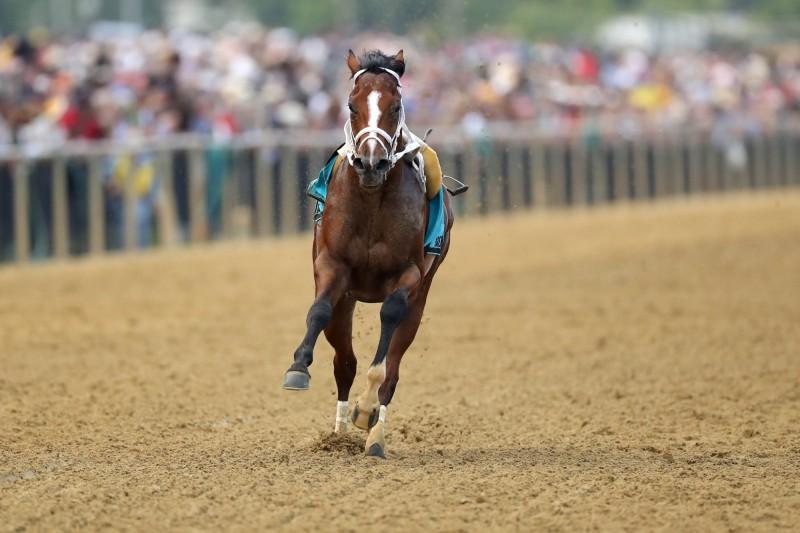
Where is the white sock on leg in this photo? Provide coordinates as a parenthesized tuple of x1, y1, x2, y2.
(335, 400, 349, 432)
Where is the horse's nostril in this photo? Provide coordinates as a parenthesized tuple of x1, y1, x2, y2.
(353, 158, 365, 171)
(375, 159, 390, 173)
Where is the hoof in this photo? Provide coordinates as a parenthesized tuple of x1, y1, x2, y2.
(366, 442, 385, 459)
(351, 403, 379, 430)
(282, 370, 310, 391)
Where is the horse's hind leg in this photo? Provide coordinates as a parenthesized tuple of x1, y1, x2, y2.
(282, 253, 348, 391)
(324, 296, 357, 432)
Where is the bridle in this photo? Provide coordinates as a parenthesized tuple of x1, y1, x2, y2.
(343, 67, 420, 170)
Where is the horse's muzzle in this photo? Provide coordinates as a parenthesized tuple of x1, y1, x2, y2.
(353, 156, 390, 189)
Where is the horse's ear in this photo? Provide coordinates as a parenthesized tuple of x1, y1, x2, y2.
(392, 49, 406, 77)
(346, 49, 360, 76)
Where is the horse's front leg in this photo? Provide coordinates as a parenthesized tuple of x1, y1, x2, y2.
(352, 265, 422, 453)
(282, 253, 348, 391)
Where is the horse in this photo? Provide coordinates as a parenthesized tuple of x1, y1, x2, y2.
(281, 49, 455, 458)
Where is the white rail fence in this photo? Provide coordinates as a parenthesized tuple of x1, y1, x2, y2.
(1, 125, 798, 264)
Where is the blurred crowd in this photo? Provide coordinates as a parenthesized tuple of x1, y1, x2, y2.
(1, 26, 799, 149)
(1, 26, 799, 262)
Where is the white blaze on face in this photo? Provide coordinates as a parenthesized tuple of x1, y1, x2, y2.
(366, 90, 382, 160)
(367, 90, 382, 128)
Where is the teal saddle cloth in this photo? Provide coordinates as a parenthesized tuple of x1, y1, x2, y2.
(307, 151, 446, 255)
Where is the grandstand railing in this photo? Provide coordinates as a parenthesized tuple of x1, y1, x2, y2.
(1, 123, 799, 264)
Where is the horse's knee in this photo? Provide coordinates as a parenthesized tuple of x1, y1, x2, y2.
(307, 298, 333, 330)
(380, 290, 408, 327)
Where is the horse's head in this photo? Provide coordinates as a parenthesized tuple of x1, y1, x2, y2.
(345, 49, 406, 190)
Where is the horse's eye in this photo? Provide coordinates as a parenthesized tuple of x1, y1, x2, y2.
(348, 103, 356, 114)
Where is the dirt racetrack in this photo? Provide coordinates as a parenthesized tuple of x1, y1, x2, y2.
(2, 192, 800, 532)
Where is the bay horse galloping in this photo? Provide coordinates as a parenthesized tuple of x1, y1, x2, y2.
(282, 49, 457, 458)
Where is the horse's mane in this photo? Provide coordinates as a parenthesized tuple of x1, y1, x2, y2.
(356, 50, 405, 78)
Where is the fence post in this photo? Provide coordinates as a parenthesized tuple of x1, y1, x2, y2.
(744, 139, 755, 189)
(542, 144, 553, 207)
(571, 142, 588, 206)
(479, 145, 498, 214)
(769, 133, 782, 187)
(563, 144, 573, 206)
(532, 142, 547, 208)
(546, 143, 565, 207)
(88, 156, 105, 255)
(451, 149, 467, 215)
(272, 153, 284, 234)
(520, 145, 533, 208)
(124, 153, 138, 251)
(653, 140, 670, 198)
(777, 132, 787, 187)
(719, 144, 731, 191)
(52, 157, 69, 259)
(754, 136, 768, 189)
(498, 145, 511, 212)
(672, 138, 686, 195)
(605, 144, 617, 202)
(477, 148, 489, 215)
(255, 147, 275, 236)
(787, 131, 798, 186)
(716, 144, 726, 191)
(279, 146, 299, 232)
(13, 160, 29, 263)
(156, 149, 178, 247)
(220, 147, 237, 239)
(296, 149, 313, 232)
(733, 141, 747, 191)
(612, 142, 628, 202)
(632, 141, 648, 200)
(688, 133, 703, 195)
(708, 140, 719, 192)
(589, 144, 607, 205)
(189, 147, 207, 243)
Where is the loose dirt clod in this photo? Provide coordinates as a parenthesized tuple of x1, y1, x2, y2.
(308, 432, 366, 455)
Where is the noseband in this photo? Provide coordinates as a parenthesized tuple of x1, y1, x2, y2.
(343, 67, 420, 170)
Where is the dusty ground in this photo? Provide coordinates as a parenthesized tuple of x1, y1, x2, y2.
(2, 192, 800, 532)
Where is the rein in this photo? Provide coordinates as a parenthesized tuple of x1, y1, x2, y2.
(343, 67, 421, 170)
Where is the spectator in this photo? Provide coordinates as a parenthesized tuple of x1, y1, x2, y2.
(0, 28, 796, 148)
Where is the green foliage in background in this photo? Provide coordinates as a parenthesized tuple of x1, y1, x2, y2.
(1, 0, 798, 38)
(236, 0, 800, 39)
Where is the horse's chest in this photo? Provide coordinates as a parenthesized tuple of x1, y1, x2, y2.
(324, 176, 425, 295)
(335, 198, 422, 255)
(344, 232, 409, 270)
